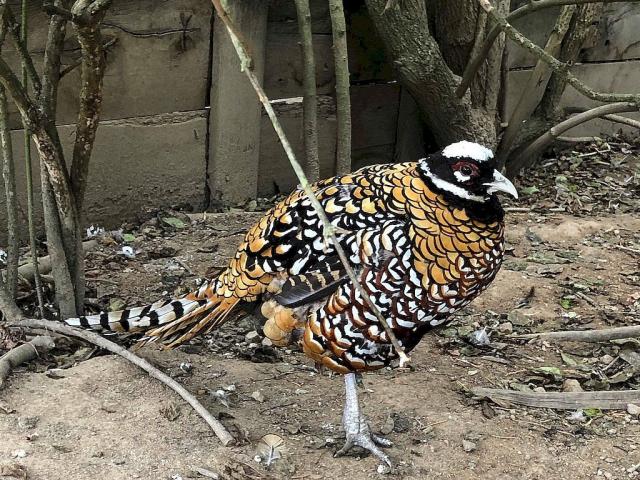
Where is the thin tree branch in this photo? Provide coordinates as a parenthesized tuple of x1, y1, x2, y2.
(70, 22, 107, 209)
(328, 0, 352, 176)
(0, 86, 18, 299)
(0, 56, 37, 129)
(476, 0, 640, 104)
(41, 1, 70, 119)
(457, 0, 640, 99)
(515, 102, 638, 169)
(602, 113, 640, 130)
(294, 0, 320, 183)
(495, 5, 576, 168)
(0, 336, 55, 389)
(0, 18, 17, 299)
(1, 6, 42, 97)
(20, 0, 45, 317)
(0, 288, 234, 446)
(210, 0, 410, 367)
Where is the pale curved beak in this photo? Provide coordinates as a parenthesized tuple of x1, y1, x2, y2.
(484, 170, 518, 199)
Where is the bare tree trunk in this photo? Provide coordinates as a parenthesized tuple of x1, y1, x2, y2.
(328, 0, 352, 175)
(0, 85, 18, 298)
(365, 0, 498, 148)
(294, 0, 320, 182)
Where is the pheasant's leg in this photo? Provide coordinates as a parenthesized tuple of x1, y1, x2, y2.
(335, 373, 392, 468)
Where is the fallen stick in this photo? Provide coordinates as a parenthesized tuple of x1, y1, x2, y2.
(6, 317, 235, 446)
(472, 387, 640, 410)
(0, 336, 55, 389)
(512, 325, 640, 343)
(16, 240, 98, 282)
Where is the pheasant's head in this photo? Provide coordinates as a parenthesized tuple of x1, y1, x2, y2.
(418, 141, 518, 203)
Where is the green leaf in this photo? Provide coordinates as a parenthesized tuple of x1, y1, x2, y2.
(561, 352, 578, 366)
(583, 408, 602, 418)
(520, 186, 540, 196)
(123, 233, 136, 243)
(162, 217, 187, 229)
(560, 298, 573, 310)
(536, 366, 562, 376)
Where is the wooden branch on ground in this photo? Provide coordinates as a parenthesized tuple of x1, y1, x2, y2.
(13, 240, 98, 283)
(472, 387, 640, 410)
(512, 325, 640, 343)
(210, 0, 410, 367)
(0, 297, 235, 446)
(513, 102, 639, 171)
(457, 0, 640, 98)
(328, 0, 352, 176)
(294, 0, 320, 183)
(0, 336, 55, 389)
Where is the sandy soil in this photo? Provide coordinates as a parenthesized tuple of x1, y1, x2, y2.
(1, 145, 639, 480)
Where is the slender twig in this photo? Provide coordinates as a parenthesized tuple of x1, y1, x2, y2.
(0, 293, 234, 445)
(476, 0, 640, 104)
(1, 6, 42, 97)
(496, 5, 575, 168)
(20, 0, 45, 317)
(294, 0, 320, 183)
(328, 0, 352, 176)
(512, 325, 640, 343)
(0, 336, 55, 389)
(555, 135, 603, 143)
(456, 0, 640, 98)
(515, 102, 639, 169)
(70, 22, 107, 210)
(210, 0, 410, 366)
(0, 86, 18, 299)
(601, 114, 640, 130)
(473, 387, 640, 410)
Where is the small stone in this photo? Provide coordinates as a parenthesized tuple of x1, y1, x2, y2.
(603, 472, 612, 479)
(562, 379, 583, 392)
(533, 386, 546, 393)
(601, 354, 615, 365)
(17, 416, 39, 430)
(462, 440, 477, 453)
(294, 388, 307, 395)
(251, 391, 265, 403)
(627, 404, 640, 416)
(262, 337, 273, 347)
(507, 311, 534, 327)
(245, 331, 260, 343)
(497, 322, 513, 335)
(380, 415, 394, 436)
(11, 449, 27, 458)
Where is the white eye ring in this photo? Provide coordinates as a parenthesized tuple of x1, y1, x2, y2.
(454, 171, 471, 183)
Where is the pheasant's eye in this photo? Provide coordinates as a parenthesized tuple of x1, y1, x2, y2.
(452, 161, 479, 178)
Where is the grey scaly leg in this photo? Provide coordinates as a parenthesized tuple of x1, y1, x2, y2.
(335, 373, 392, 469)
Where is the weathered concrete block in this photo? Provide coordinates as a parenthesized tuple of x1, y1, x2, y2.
(507, 61, 640, 137)
(0, 112, 207, 243)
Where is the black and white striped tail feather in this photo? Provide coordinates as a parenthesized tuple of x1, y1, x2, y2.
(65, 296, 208, 335)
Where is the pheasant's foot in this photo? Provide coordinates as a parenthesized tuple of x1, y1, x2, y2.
(335, 373, 392, 471)
(335, 413, 392, 467)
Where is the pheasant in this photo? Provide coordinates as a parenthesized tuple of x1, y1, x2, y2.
(66, 140, 517, 468)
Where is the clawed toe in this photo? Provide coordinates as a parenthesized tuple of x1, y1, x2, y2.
(335, 431, 392, 467)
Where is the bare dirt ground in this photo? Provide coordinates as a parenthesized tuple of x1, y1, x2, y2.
(1, 142, 639, 479)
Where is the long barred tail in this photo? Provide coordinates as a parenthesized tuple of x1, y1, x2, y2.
(65, 282, 241, 348)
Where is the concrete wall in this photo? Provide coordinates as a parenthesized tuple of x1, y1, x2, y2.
(0, 1, 638, 241)
(507, 2, 640, 137)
